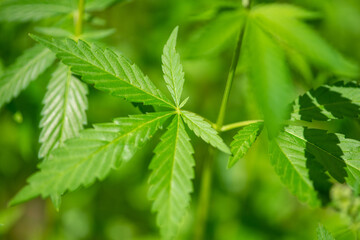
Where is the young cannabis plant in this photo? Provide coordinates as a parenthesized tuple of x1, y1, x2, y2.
(9, 27, 230, 239)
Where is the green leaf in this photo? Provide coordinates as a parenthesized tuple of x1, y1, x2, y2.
(181, 110, 230, 154)
(148, 114, 195, 239)
(0, 0, 75, 22)
(31, 35, 175, 109)
(317, 224, 336, 240)
(39, 64, 88, 158)
(291, 82, 360, 122)
(10, 112, 174, 206)
(228, 121, 264, 168)
(253, 4, 359, 78)
(0, 45, 56, 109)
(187, 10, 245, 56)
(269, 126, 321, 206)
(162, 27, 185, 107)
(244, 19, 294, 137)
(85, 0, 129, 11)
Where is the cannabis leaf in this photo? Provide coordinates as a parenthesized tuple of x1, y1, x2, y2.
(252, 4, 359, 78)
(187, 10, 245, 56)
(269, 126, 321, 206)
(244, 20, 294, 137)
(0, 0, 75, 22)
(181, 110, 230, 154)
(228, 121, 263, 168)
(0, 45, 56, 109)
(317, 224, 336, 240)
(10, 112, 174, 205)
(31, 34, 175, 109)
(148, 114, 195, 239)
(291, 82, 360, 122)
(39, 64, 88, 158)
(162, 27, 184, 107)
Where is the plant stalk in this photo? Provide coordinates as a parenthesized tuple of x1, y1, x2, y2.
(75, 0, 85, 37)
(194, 16, 248, 240)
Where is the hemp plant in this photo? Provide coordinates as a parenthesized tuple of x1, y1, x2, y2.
(1, 0, 360, 239)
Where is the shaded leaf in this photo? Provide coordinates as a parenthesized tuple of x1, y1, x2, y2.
(291, 82, 360, 121)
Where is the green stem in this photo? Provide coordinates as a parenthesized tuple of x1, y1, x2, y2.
(194, 15, 248, 240)
(221, 120, 263, 132)
(75, 0, 85, 37)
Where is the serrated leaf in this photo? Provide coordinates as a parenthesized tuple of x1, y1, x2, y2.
(0, 45, 56, 109)
(187, 10, 245, 56)
(148, 114, 195, 239)
(244, 19, 294, 137)
(253, 4, 359, 78)
(10, 112, 174, 206)
(317, 224, 336, 240)
(39, 64, 88, 158)
(181, 110, 230, 154)
(269, 126, 321, 206)
(291, 82, 360, 122)
(31, 35, 175, 109)
(0, 0, 76, 22)
(228, 121, 264, 168)
(162, 27, 185, 106)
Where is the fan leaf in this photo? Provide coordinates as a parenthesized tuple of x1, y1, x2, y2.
(39, 64, 88, 158)
(31, 34, 175, 109)
(0, 44, 56, 108)
(228, 121, 264, 168)
(10, 112, 174, 205)
(181, 110, 230, 154)
(148, 114, 195, 239)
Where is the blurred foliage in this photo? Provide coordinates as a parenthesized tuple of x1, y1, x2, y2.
(0, 0, 360, 239)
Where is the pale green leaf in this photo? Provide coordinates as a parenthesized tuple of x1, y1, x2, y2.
(317, 224, 336, 240)
(0, 0, 75, 22)
(31, 34, 175, 109)
(162, 27, 185, 106)
(39, 64, 88, 158)
(0, 45, 56, 109)
(244, 20, 294, 137)
(253, 4, 359, 78)
(10, 112, 174, 205)
(291, 82, 360, 122)
(85, 0, 129, 11)
(228, 121, 264, 168)
(148, 115, 195, 239)
(181, 110, 230, 154)
(187, 10, 245, 56)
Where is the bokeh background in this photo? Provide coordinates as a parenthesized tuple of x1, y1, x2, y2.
(1, 0, 360, 239)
